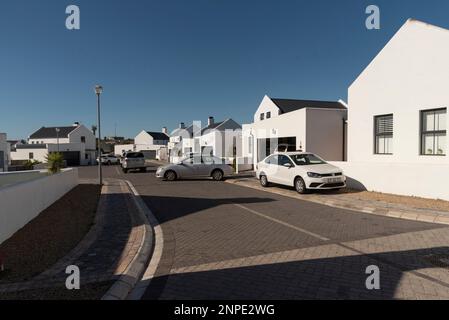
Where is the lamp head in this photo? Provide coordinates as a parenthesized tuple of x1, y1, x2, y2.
(94, 85, 103, 95)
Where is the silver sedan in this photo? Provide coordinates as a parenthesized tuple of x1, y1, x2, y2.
(156, 155, 234, 181)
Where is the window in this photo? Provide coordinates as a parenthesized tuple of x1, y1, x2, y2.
(266, 112, 271, 119)
(265, 155, 278, 165)
(421, 108, 446, 156)
(81, 136, 86, 143)
(277, 155, 294, 167)
(374, 114, 393, 154)
(85, 154, 89, 160)
(260, 113, 264, 121)
(291, 153, 326, 166)
(29, 152, 34, 160)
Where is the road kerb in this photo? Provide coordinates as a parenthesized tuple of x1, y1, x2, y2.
(101, 180, 155, 300)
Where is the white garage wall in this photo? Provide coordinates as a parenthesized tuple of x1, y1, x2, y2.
(0, 168, 79, 245)
(331, 161, 449, 201)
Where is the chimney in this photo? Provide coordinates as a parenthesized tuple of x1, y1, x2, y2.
(179, 122, 185, 129)
(73, 122, 80, 127)
(208, 116, 214, 126)
(162, 127, 168, 134)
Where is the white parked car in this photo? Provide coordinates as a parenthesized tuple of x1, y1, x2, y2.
(121, 152, 146, 173)
(256, 152, 346, 194)
(97, 154, 120, 165)
(156, 154, 233, 181)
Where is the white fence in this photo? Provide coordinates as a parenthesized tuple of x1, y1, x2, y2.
(330, 161, 449, 201)
(0, 168, 79, 245)
(0, 170, 45, 188)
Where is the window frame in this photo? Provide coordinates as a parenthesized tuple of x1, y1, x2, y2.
(260, 113, 265, 121)
(373, 114, 394, 155)
(420, 108, 447, 156)
(266, 112, 271, 119)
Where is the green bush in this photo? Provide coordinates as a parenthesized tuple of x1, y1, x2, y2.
(46, 153, 64, 174)
(24, 160, 41, 170)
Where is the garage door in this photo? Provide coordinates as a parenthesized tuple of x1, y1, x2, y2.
(140, 150, 156, 160)
(60, 151, 80, 166)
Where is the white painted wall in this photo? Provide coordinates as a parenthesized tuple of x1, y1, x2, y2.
(253, 95, 281, 123)
(340, 19, 449, 200)
(243, 109, 308, 164)
(0, 168, 79, 245)
(0, 170, 45, 188)
(11, 147, 48, 162)
(331, 161, 449, 201)
(349, 19, 449, 164)
(134, 131, 154, 145)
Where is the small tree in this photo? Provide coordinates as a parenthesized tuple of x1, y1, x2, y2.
(46, 153, 64, 174)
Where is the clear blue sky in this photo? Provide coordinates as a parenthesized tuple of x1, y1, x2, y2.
(2, 0, 449, 139)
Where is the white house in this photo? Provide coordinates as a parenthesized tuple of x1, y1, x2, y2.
(241, 95, 348, 169)
(114, 128, 170, 160)
(168, 122, 201, 163)
(332, 19, 449, 200)
(11, 123, 96, 166)
(196, 117, 242, 163)
(0, 133, 10, 172)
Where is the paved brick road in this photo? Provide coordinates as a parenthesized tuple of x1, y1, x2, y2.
(79, 166, 449, 299)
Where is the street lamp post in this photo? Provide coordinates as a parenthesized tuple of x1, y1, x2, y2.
(95, 85, 103, 186)
(55, 128, 60, 153)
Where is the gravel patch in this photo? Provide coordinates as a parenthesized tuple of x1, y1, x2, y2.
(0, 184, 101, 283)
(337, 189, 449, 212)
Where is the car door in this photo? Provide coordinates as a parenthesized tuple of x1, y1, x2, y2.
(264, 155, 281, 184)
(276, 155, 295, 186)
(177, 158, 197, 178)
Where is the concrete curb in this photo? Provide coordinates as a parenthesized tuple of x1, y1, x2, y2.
(125, 181, 164, 300)
(101, 180, 155, 300)
(226, 179, 449, 226)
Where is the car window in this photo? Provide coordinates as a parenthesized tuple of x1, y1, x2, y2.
(278, 155, 294, 166)
(291, 154, 326, 166)
(127, 152, 144, 158)
(265, 155, 278, 165)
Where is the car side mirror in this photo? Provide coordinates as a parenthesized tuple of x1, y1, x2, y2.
(177, 162, 183, 165)
(283, 163, 293, 168)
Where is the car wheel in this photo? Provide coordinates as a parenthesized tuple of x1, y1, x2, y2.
(164, 170, 177, 181)
(294, 177, 307, 194)
(260, 175, 269, 187)
(107, 161, 112, 165)
(211, 169, 224, 181)
(140, 167, 147, 173)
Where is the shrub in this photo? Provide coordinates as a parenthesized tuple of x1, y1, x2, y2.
(46, 153, 64, 174)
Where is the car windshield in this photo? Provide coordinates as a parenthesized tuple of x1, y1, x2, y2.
(290, 154, 326, 166)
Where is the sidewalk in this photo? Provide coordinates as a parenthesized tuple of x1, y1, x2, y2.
(226, 175, 449, 225)
(0, 179, 153, 300)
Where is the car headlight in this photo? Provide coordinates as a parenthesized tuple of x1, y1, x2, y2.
(307, 172, 322, 178)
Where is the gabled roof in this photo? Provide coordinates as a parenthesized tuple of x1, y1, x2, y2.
(146, 131, 170, 140)
(270, 98, 346, 114)
(30, 126, 78, 139)
(200, 118, 241, 134)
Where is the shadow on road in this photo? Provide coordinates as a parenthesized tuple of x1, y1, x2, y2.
(140, 195, 276, 223)
(142, 246, 449, 300)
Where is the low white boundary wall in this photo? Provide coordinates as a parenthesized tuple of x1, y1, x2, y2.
(0, 170, 45, 188)
(331, 161, 449, 201)
(0, 168, 79, 245)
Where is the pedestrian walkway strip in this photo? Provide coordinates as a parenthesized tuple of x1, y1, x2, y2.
(233, 203, 330, 241)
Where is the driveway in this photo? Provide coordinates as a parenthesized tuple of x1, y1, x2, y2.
(79, 165, 449, 299)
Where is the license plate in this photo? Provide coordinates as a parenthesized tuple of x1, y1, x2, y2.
(326, 178, 341, 183)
